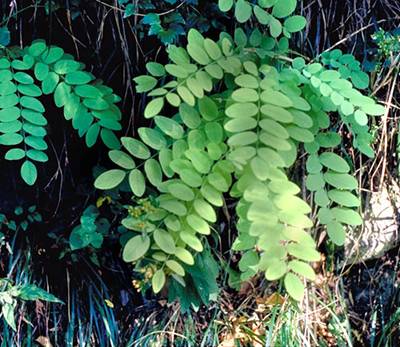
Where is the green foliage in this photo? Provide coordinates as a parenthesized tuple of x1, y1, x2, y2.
(0, 279, 62, 331)
(168, 247, 219, 312)
(221, 0, 305, 38)
(94, 0, 385, 302)
(0, 205, 41, 244)
(69, 205, 110, 251)
(289, 57, 384, 247)
(0, 27, 10, 47)
(10, 0, 381, 306)
(119, 0, 221, 45)
(318, 49, 370, 90)
(0, 40, 122, 185)
(370, 28, 400, 70)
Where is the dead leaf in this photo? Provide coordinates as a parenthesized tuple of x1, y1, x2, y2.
(36, 336, 53, 347)
(264, 292, 285, 306)
(218, 333, 236, 347)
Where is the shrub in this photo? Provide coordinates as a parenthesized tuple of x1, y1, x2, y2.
(93, 0, 385, 300)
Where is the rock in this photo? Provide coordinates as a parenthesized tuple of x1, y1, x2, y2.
(345, 181, 400, 263)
